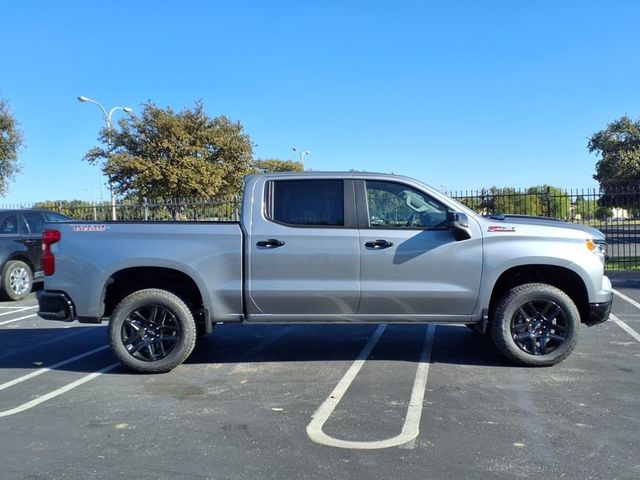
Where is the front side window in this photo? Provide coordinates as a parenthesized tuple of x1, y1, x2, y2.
(366, 181, 448, 228)
(269, 180, 344, 226)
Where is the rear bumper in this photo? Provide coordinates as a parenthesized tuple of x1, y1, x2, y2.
(586, 295, 613, 326)
(36, 290, 75, 322)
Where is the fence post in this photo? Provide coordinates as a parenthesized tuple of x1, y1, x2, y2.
(143, 197, 148, 221)
(545, 186, 552, 217)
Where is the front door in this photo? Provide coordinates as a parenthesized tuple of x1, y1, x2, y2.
(358, 180, 482, 320)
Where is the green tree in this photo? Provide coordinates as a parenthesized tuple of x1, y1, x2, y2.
(84, 101, 254, 200)
(33, 200, 102, 220)
(589, 116, 640, 200)
(0, 99, 24, 196)
(595, 206, 613, 220)
(574, 195, 598, 221)
(456, 185, 570, 219)
(527, 186, 571, 219)
(250, 158, 304, 173)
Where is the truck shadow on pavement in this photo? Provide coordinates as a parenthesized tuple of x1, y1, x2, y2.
(187, 324, 510, 368)
(0, 324, 511, 374)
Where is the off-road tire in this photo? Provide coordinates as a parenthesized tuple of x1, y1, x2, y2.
(109, 288, 197, 374)
(491, 283, 579, 367)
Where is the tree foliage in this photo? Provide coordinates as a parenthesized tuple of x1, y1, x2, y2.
(84, 101, 254, 200)
(33, 199, 97, 219)
(589, 116, 640, 203)
(250, 158, 304, 173)
(458, 185, 570, 219)
(0, 99, 24, 196)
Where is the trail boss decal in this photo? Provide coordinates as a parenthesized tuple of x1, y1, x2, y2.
(488, 225, 516, 233)
(72, 224, 108, 232)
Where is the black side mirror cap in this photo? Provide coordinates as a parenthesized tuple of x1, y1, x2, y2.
(447, 212, 472, 240)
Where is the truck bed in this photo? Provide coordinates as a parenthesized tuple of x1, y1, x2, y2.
(43, 221, 244, 323)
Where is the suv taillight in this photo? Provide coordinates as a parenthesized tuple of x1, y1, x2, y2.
(42, 229, 61, 276)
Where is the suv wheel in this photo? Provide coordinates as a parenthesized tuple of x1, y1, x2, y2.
(1, 260, 33, 301)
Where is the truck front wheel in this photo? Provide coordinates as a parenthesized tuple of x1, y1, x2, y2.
(108, 288, 197, 374)
(491, 283, 579, 367)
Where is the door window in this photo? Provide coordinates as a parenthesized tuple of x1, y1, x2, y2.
(23, 212, 46, 234)
(0, 215, 18, 234)
(365, 181, 447, 228)
(268, 180, 344, 226)
(43, 212, 70, 222)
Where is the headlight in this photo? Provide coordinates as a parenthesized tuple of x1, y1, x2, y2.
(586, 239, 608, 258)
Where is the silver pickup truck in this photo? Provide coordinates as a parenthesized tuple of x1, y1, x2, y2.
(37, 172, 612, 373)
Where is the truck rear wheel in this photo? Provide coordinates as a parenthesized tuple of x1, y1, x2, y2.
(491, 283, 579, 367)
(108, 288, 197, 374)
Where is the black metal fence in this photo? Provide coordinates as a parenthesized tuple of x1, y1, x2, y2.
(30, 197, 242, 222)
(3, 187, 638, 269)
(449, 187, 640, 270)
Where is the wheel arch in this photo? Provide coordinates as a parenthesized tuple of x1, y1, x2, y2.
(102, 267, 205, 320)
(3, 254, 35, 274)
(488, 265, 590, 324)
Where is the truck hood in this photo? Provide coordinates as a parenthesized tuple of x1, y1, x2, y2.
(482, 215, 606, 241)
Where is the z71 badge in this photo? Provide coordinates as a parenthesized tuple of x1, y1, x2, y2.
(488, 225, 516, 233)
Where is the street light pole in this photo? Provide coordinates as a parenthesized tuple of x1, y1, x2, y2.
(78, 96, 133, 221)
(292, 147, 310, 167)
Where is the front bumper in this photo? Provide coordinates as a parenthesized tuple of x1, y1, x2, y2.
(36, 290, 75, 322)
(586, 294, 613, 326)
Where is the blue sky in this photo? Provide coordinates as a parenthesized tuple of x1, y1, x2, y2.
(2, 0, 639, 203)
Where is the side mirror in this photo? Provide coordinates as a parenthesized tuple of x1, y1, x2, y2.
(447, 212, 471, 240)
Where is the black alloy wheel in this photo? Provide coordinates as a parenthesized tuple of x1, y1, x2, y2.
(121, 304, 182, 362)
(510, 300, 567, 355)
(491, 283, 579, 367)
(109, 289, 197, 374)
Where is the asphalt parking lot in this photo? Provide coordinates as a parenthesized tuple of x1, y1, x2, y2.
(1, 273, 639, 480)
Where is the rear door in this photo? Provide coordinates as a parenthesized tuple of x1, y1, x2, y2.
(357, 180, 482, 320)
(247, 179, 360, 320)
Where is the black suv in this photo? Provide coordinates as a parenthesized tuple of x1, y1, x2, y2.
(0, 209, 70, 301)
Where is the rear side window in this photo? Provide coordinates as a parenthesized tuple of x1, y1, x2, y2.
(43, 212, 69, 222)
(268, 180, 344, 226)
(23, 212, 46, 234)
(0, 215, 18, 234)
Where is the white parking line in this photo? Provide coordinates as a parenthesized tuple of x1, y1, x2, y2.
(307, 324, 435, 450)
(0, 362, 119, 418)
(0, 345, 109, 392)
(0, 326, 100, 362)
(0, 313, 38, 326)
(611, 315, 640, 343)
(613, 289, 640, 311)
(0, 344, 118, 419)
(610, 290, 640, 343)
(0, 306, 37, 316)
